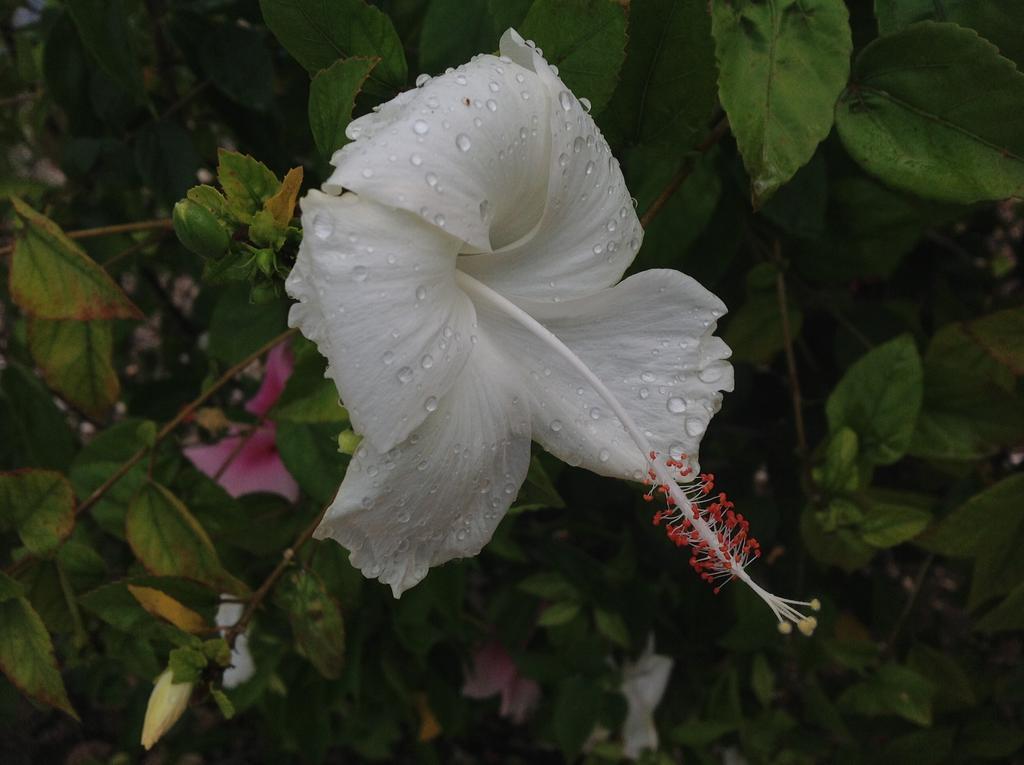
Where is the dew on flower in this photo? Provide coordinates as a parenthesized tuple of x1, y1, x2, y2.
(456, 133, 472, 152)
(667, 397, 687, 414)
(396, 366, 414, 384)
(424, 396, 438, 412)
(412, 119, 430, 135)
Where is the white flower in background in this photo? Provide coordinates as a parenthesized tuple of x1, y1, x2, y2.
(286, 30, 817, 632)
(620, 637, 674, 759)
(216, 599, 255, 689)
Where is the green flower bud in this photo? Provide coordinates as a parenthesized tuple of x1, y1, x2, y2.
(254, 248, 276, 277)
(173, 199, 230, 259)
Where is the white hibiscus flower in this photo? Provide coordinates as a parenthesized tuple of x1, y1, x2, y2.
(286, 30, 818, 633)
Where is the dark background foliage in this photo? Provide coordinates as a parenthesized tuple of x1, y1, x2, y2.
(1, 0, 1022, 763)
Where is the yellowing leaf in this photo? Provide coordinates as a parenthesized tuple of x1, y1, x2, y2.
(265, 166, 303, 226)
(0, 470, 75, 556)
(9, 197, 143, 321)
(127, 585, 207, 634)
(28, 318, 120, 419)
(415, 693, 442, 742)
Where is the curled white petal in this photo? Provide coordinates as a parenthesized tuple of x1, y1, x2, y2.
(620, 637, 673, 759)
(314, 333, 531, 596)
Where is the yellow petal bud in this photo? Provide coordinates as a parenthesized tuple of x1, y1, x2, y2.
(140, 669, 193, 750)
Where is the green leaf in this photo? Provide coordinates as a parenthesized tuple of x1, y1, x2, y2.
(0, 571, 25, 602)
(206, 285, 288, 366)
(814, 427, 860, 493)
(711, 0, 851, 204)
(0, 470, 75, 556)
(66, 0, 147, 103)
(27, 319, 120, 419)
(594, 608, 629, 648)
(723, 292, 803, 365)
(274, 569, 345, 679)
(838, 663, 935, 726)
(126, 481, 248, 596)
(910, 323, 1024, 460)
(134, 123, 201, 205)
(69, 418, 157, 536)
(553, 676, 604, 757)
(918, 474, 1024, 608)
(0, 594, 78, 718)
(859, 499, 931, 548)
(874, 0, 1024, 70)
(217, 150, 282, 223)
(520, 0, 628, 113)
(751, 653, 775, 707)
(518, 572, 579, 600)
(0, 363, 76, 472)
(602, 0, 717, 149)
(537, 601, 581, 627)
(259, 0, 407, 91)
(210, 686, 235, 719)
(967, 307, 1024, 376)
(801, 504, 874, 572)
(272, 343, 347, 424)
(975, 582, 1024, 633)
(199, 23, 275, 111)
(907, 644, 976, 711)
(169, 646, 207, 684)
(275, 420, 348, 504)
(79, 581, 193, 645)
(836, 22, 1024, 204)
(308, 57, 379, 161)
(509, 455, 565, 512)
(826, 334, 922, 465)
(419, 0, 494, 75)
(8, 198, 143, 321)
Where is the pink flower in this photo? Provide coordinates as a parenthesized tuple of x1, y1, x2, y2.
(462, 640, 540, 724)
(185, 344, 299, 502)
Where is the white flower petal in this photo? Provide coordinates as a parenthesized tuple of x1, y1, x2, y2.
(325, 54, 552, 253)
(285, 190, 477, 452)
(457, 30, 643, 301)
(620, 637, 673, 759)
(475, 269, 732, 478)
(313, 335, 531, 596)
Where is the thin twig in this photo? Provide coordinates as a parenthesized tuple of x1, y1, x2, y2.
(885, 553, 935, 651)
(774, 242, 814, 494)
(0, 219, 173, 257)
(100, 230, 169, 269)
(639, 117, 730, 229)
(211, 417, 267, 483)
(75, 328, 298, 518)
(223, 505, 329, 648)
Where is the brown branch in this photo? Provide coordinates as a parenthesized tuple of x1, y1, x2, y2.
(223, 505, 329, 648)
(74, 327, 298, 519)
(639, 117, 731, 229)
(774, 242, 814, 494)
(0, 219, 173, 257)
(100, 230, 169, 269)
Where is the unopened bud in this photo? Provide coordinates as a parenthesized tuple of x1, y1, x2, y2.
(173, 199, 230, 259)
(140, 669, 193, 750)
(337, 429, 362, 455)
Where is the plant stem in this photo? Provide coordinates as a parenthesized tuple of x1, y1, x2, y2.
(74, 327, 298, 518)
(0, 219, 173, 257)
(224, 505, 328, 648)
(774, 243, 814, 495)
(885, 553, 934, 651)
(639, 117, 730, 229)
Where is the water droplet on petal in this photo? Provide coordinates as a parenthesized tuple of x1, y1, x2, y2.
(549, 419, 562, 432)
(361, 167, 374, 178)
(352, 265, 368, 282)
(558, 152, 569, 168)
(456, 133, 472, 152)
(486, 98, 498, 112)
(488, 80, 500, 92)
(413, 119, 430, 135)
(599, 448, 610, 463)
(573, 136, 585, 153)
(669, 443, 687, 460)
(585, 160, 595, 175)
(640, 371, 656, 383)
(421, 354, 434, 369)
(479, 199, 489, 219)
(397, 366, 414, 384)
(410, 153, 423, 167)
(699, 367, 722, 383)
(433, 213, 446, 227)
(639, 387, 650, 399)
(415, 285, 427, 301)
(312, 214, 333, 240)
(382, 350, 394, 365)
(580, 97, 592, 112)
(425, 396, 438, 412)
(415, 73, 431, 87)
(360, 496, 374, 509)
(558, 90, 573, 111)
(667, 396, 687, 414)
(686, 418, 706, 437)
(425, 172, 438, 187)
(589, 407, 601, 420)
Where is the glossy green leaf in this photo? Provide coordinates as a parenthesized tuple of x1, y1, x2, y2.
(838, 663, 934, 726)
(274, 569, 345, 679)
(27, 319, 119, 420)
(0, 593, 77, 719)
(134, 122, 201, 205)
(259, 0, 406, 91)
(199, 23, 275, 111)
(723, 292, 803, 365)
(711, 0, 851, 204)
(968, 307, 1024, 376)
(814, 427, 860, 493)
(206, 285, 288, 366)
(836, 22, 1024, 204)
(975, 582, 1024, 633)
(801, 504, 875, 572)
(8, 198, 143, 321)
(859, 498, 930, 548)
(538, 601, 581, 627)
(126, 482, 248, 596)
(308, 57, 378, 160)
(272, 343, 347, 424)
(0, 470, 75, 557)
(520, 0, 628, 113)
(79, 581, 193, 645)
(66, 0, 147, 103)
(826, 334, 922, 465)
(602, 0, 716, 149)
(419, 0, 494, 75)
